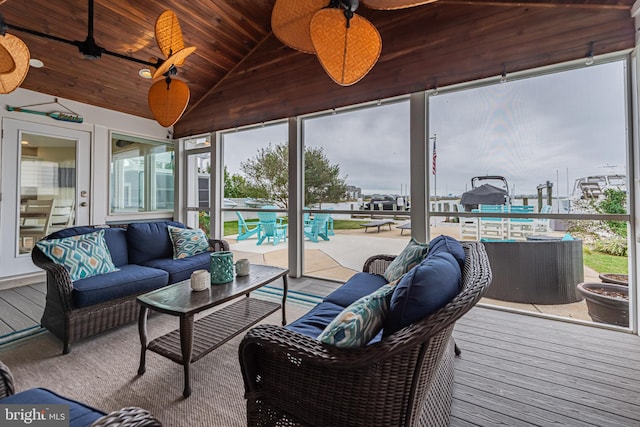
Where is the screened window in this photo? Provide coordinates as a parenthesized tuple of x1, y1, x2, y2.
(110, 133, 174, 213)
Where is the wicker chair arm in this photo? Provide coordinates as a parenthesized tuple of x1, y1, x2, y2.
(0, 361, 15, 398)
(209, 238, 230, 252)
(89, 407, 162, 427)
(31, 246, 74, 311)
(362, 254, 396, 275)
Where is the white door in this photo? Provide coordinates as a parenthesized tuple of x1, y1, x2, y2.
(0, 119, 91, 278)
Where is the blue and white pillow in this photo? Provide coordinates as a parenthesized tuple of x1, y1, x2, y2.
(36, 230, 118, 281)
(167, 225, 210, 259)
(318, 282, 397, 348)
(383, 238, 429, 282)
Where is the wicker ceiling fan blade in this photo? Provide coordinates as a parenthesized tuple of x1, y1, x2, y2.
(0, 33, 30, 94)
(271, 0, 327, 54)
(152, 46, 197, 79)
(155, 10, 186, 58)
(310, 9, 382, 86)
(148, 78, 190, 127)
(361, 0, 438, 10)
(0, 43, 16, 74)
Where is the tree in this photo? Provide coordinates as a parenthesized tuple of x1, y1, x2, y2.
(223, 166, 267, 199)
(240, 143, 347, 208)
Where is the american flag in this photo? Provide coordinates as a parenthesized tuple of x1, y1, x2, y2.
(431, 137, 437, 175)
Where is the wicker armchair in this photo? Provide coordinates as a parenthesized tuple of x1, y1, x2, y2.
(239, 241, 492, 427)
(32, 224, 229, 354)
(0, 361, 161, 426)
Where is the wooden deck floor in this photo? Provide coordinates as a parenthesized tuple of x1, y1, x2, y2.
(1, 280, 639, 426)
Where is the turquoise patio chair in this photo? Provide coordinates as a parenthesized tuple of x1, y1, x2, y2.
(256, 207, 288, 246)
(507, 205, 535, 240)
(478, 204, 506, 240)
(304, 213, 331, 242)
(236, 211, 260, 241)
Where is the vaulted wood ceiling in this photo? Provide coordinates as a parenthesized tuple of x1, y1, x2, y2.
(0, 0, 635, 138)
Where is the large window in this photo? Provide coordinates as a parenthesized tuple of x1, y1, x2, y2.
(301, 99, 411, 280)
(428, 59, 631, 327)
(110, 133, 174, 214)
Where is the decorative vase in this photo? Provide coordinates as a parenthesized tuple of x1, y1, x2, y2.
(210, 251, 234, 284)
(576, 282, 628, 327)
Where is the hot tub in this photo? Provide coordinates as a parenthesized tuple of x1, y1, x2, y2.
(481, 238, 584, 304)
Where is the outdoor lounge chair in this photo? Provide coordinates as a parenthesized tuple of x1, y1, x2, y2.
(303, 213, 331, 242)
(236, 211, 260, 241)
(0, 360, 161, 426)
(256, 207, 288, 246)
(240, 241, 492, 427)
(507, 205, 535, 240)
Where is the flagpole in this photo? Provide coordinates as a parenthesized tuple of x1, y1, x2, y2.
(430, 134, 437, 204)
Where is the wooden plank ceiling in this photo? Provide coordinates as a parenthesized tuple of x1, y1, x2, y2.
(0, 0, 635, 138)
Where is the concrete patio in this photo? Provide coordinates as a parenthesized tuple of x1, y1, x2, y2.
(225, 220, 600, 323)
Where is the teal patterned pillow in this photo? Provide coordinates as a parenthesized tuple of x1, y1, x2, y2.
(318, 283, 396, 348)
(168, 225, 210, 259)
(383, 238, 429, 282)
(36, 230, 118, 281)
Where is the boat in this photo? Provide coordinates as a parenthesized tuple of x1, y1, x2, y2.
(244, 198, 276, 208)
(570, 174, 626, 200)
(460, 176, 510, 211)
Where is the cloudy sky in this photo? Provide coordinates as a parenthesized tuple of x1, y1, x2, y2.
(223, 59, 627, 199)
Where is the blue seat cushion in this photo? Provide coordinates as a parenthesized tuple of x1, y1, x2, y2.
(126, 221, 185, 265)
(1, 388, 104, 427)
(384, 251, 462, 337)
(72, 264, 168, 308)
(323, 272, 388, 307)
(286, 302, 344, 339)
(47, 226, 129, 267)
(142, 251, 211, 284)
(428, 235, 466, 270)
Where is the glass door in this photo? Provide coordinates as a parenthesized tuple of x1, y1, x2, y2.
(0, 119, 90, 278)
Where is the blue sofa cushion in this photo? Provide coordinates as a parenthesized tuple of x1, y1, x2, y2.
(126, 221, 185, 265)
(286, 301, 344, 339)
(142, 251, 211, 284)
(47, 226, 129, 267)
(1, 388, 104, 426)
(72, 264, 168, 308)
(323, 272, 388, 307)
(384, 237, 464, 336)
(428, 235, 466, 270)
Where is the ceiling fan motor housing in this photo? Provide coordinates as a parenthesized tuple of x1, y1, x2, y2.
(78, 35, 103, 60)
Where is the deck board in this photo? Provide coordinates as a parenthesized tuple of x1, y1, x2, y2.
(452, 307, 640, 426)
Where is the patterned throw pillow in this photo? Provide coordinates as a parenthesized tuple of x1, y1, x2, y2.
(383, 238, 429, 282)
(318, 281, 398, 348)
(36, 230, 118, 281)
(167, 225, 210, 259)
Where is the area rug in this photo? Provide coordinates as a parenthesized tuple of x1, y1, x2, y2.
(0, 295, 313, 427)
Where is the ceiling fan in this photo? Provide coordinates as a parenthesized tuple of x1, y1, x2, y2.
(271, 0, 435, 86)
(1, 0, 196, 127)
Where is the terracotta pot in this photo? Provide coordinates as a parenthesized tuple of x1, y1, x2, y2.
(598, 273, 628, 286)
(576, 282, 628, 327)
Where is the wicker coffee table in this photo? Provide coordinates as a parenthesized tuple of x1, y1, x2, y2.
(136, 264, 288, 398)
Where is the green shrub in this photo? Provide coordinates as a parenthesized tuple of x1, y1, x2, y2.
(593, 236, 627, 257)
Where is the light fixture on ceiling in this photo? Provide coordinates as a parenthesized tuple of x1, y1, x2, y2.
(20, 140, 28, 145)
(138, 68, 152, 79)
(585, 41, 594, 66)
(29, 58, 43, 68)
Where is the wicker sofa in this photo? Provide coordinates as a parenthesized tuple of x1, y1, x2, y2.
(239, 241, 492, 427)
(0, 360, 161, 426)
(31, 221, 229, 354)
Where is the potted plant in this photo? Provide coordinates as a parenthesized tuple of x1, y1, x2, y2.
(576, 282, 628, 327)
(598, 273, 628, 286)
